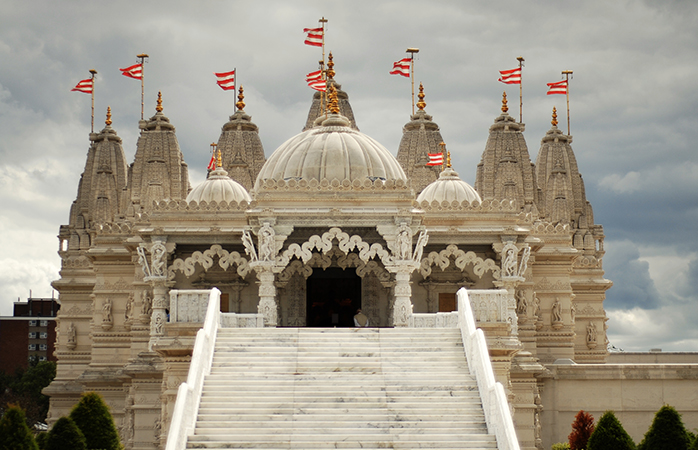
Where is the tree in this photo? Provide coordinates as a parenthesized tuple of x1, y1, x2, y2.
(0, 361, 56, 426)
(637, 405, 690, 450)
(46, 417, 86, 450)
(69, 392, 122, 450)
(587, 410, 635, 450)
(569, 410, 595, 450)
(0, 404, 39, 450)
(35, 432, 49, 450)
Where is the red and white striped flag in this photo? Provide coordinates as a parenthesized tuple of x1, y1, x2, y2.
(306, 69, 326, 91)
(71, 78, 93, 94)
(303, 27, 323, 47)
(120, 63, 143, 80)
(426, 153, 443, 166)
(498, 68, 521, 85)
(390, 58, 411, 77)
(207, 154, 217, 170)
(546, 80, 568, 95)
(214, 70, 236, 91)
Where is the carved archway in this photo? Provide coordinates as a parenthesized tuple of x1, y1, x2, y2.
(419, 244, 501, 280)
(168, 244, 250, 280)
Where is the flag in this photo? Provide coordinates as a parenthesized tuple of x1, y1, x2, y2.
(546, 80, 568, 95)
(426, 153, 443, 166)
(207, 154, 216, 170)
(306, 69, 326, 91)
(498, 67, 521, 84)
(120, 63, 143, 80)
(390, 58, 411, 77)
(303, 27, 323, 47)
(214, 70, 236, 90)
(71, 78, 93, 94)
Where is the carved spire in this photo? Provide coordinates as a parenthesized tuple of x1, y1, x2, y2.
(327, 52, 335, 80)
(216, 148, 222, 168)
(552, 107, 558, 127)
(417, 83, 426, 111)
(105, 106, 112, 126)
(236, 85, 245, 111)
(328, 84, 340, 114)
(303, 51, 358, 130)
(502, 92, 509, 113)
(156, 91, 163, 113)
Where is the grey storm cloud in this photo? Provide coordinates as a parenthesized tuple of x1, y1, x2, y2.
(0, 0, 696, 351)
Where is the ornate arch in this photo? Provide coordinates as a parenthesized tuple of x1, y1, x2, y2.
(419, 244, 500, 279)
(168, 244, 250, 280)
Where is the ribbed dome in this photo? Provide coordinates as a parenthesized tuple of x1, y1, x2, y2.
(254, 114, 406, 189)
(417, 167, 481, 204)
(187, 166, 252, 204)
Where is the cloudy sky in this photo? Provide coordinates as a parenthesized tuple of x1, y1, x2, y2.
(0, 0, 696, 351)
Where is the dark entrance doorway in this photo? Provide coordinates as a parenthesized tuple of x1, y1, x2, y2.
(306, 267, 361, 327)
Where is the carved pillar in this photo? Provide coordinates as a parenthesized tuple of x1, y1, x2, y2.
(254, 264, 277, 327)
(148, 280, 168, 350)
(392, 268, 413, 327)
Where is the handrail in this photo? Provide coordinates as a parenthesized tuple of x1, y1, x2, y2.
(457, 287, 520, 450)
(165, 288, 221, 450)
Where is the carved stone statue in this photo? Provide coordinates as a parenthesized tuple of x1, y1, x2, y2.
(67, 322, 77, 350)
(551, 298, 563, 330)
(154, 314, 164, 335)
(150, 242, 167, 277)
(395, 225, 412, 260)
(137, 246, 151, 278)
(518, 246, 531, 277)
(258, 223, 276, 262)
(502, 245, 518, 278)
(570, 301, 576, 322)
(242, 229, 258, 261)
(516, 290, 528, 316)
(141, 290, 152, 316)
(102, 298, 113, 330)
(587, 321, 598, 348)
(125, 294, 133, 321)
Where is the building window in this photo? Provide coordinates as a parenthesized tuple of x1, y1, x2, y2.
(28, 355, 37, 363)
(29, 320, 37, 326)
(40, 332, 48, 339)
(39, 356, 47, 362)
(40, 320, 48, 327)
(39, 344, 47, 351)
(28, 344, 36, 351)
(28, 332, 37, 339)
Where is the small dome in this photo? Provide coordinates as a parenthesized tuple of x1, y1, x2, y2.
(417, 167, 481, 204)
(187, 166, 252, 204)
(254, 113, 407, 190)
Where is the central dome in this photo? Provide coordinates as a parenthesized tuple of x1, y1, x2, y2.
(254, 114, 407, 190)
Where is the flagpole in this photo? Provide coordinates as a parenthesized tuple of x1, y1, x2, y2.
(234, 67, 238, 110)
(319, 17, 328, 114)
(562, 70, 573, 135)
(407, 48, 419, 115)
(137, 54, 149, 120)
(89, 69, 97, 133)
(439, 142, 446, 172)
(516, 56, 524, 123)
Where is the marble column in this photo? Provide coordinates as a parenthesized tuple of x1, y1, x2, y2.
(253, 264, 277, 327)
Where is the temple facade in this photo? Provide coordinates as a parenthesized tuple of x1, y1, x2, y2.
(45, 67, 697, 450)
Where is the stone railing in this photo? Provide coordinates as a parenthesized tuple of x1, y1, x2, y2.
(169, 290, 211, 323)
(220, 313, 264, 328)
(457, 287, 520, 450)
(412, 312, 458, 328)
(165, 288, 221, 450)
(468, 289, 518, 335)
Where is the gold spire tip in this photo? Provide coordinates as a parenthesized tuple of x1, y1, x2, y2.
(447, 151, 451, 168)
(327, 52, 335, 80)
(328, 84, 340, 114)
(501, 92, 508, 113)
(105, 106, 112, 126)
(216, 148, 222, 168)
(416, 82, 426, 111)
(156, 91, 163, 113)
(236, 85, 245, 111)
(552, 107, 558, 127)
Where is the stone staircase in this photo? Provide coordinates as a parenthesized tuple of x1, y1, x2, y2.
(186, 327, 497, 449)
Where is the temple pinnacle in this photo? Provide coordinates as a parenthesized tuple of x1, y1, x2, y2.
(327, 52, 335, 80)
(552, 107, 558, 127)
(105, 106, 112, 126)
(501, 92, 508, 113)
(328, 84, 340, 114)
(156, 91, 163, 113)
(416, 82, 426, 111)
(236, 85, 245, 111)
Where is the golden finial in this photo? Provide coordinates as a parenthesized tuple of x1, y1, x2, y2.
(328, 84, 340, 114)
(236, 85, 245, 111)
(552, 107, 558, 127)
(416, 82, 426, 111)
(327, 52, 335, 80)
(447, 151, 452, 168)
(216, 148, 222, 168)
(439, 142, 447, 171)
(501, 91, 508, 113)
(156, 91, 163, 113)
(105, 106, 112, 126)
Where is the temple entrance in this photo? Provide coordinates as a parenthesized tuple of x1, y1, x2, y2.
(306, 267, 361, 327)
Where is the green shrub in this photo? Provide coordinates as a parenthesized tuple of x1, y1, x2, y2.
(0, 404, 39, 450)
(69, 392, 121, 450)
(35, 432, 48, 450)
(46, 417, 86, 450)
(587, 410, 635, 450)
(569, 410, 595, 450)
(637, 405, 690, 450)
(553, 443, 571, 450)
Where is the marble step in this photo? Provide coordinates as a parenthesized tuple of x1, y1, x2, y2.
(194, 419, 487, 428)
(200, 390, 480, 398)
(195, 413, 486, 423)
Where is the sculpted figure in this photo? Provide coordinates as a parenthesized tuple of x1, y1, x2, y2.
(137, 246, 151, 277)
(570, 302, 576, 322)
(502, 247, 518, 277)
(395, 226, 412, 260)
(258, 223, 275, 261)
(532, 293, 541, 318)
(154, 314, 164, 335)
(518, 246, 531, 277)
(141, 290, 152, 316)
(242, 229, 258, 261)
(516, 290, 528, 316)
(102, 298, 113, 323)
(125, 294, 133, 321)
(150, 242, 167, 277)
(551, 298, 562, 323)
(412, 230, 429, 262)
(67, 322, 77, 349)
(587, 321, 597, 344)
